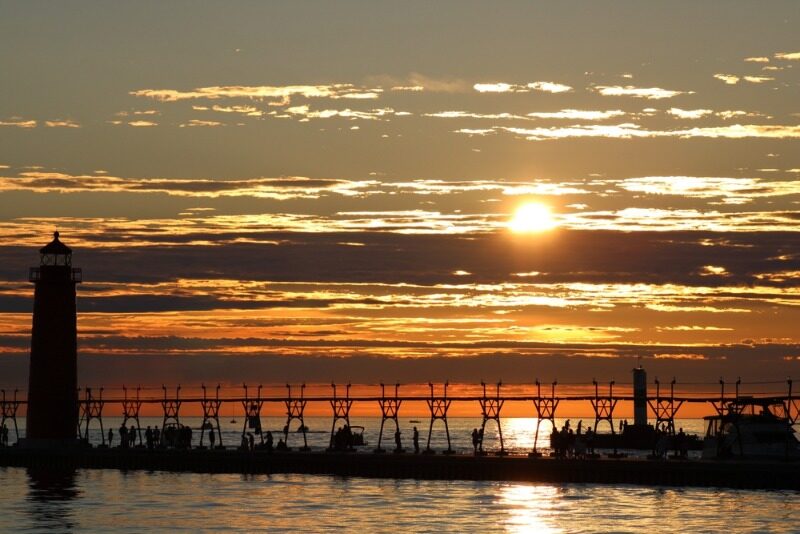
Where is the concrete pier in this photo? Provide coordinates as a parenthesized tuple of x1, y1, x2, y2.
(1, 448, 798, 491)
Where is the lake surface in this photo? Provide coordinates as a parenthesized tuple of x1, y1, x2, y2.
(2, 417, 798, 532)
(1, 467, 798, 533)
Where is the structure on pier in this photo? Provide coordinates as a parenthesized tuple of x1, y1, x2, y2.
(284, 384, 309, 451)
(241, 384, 264, 445)
(375, 383, 401, 453)
(78, 387, 105, 445)
(530, 380, 559, 456)
(22, 232, 82, 448)
(478, 381, 505, 455)
(425, 382, 452, 454)
(328, 383, 353, 450)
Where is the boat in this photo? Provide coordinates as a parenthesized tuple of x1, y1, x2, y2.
(702, 397, 800, 460)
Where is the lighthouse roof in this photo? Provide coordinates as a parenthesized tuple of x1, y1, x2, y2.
(40, 231, 72, 255)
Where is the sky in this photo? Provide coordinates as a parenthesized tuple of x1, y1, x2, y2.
(1, 1, 799, 397)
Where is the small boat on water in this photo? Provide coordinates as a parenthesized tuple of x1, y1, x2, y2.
(702, 397, 800, 460)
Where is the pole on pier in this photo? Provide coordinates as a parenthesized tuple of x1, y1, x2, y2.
(284, 384, 309, 451)
(648, 378, 684, 435)
(591, 380, 618, 434)
(424, 382, 453, 454)
(121, 385, 144, 446)
(786, 379, 799, 426)
(199, 384, 223, 449)
(478, 381, 506, 455)
(711, 378, 744, 417)
(375, 383, 401, 453)
(0, 389, 21, 445)
(78, 387, 105, 446)
(328, 383, 353, 451)
(242, 384, 264, 445)
(530, 380, 559, 457)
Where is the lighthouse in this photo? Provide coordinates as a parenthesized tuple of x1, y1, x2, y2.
(23, 232, 82, 447)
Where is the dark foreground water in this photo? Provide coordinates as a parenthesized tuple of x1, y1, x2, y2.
(1, 467, 798, 533)
(2, 417, 799, 532)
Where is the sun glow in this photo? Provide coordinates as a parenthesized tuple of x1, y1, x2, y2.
(509, 202, 557, 232)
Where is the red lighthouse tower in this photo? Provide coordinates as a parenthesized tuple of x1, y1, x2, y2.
(24, 232, 82, 446)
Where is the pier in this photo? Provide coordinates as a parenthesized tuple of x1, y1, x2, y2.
(2, 378, 799, 490)
(3, 444, 799, 491)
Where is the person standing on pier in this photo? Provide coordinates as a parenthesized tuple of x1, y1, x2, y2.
(107, 428, 114, 448)
(266, 431, 274, 452)
(119, 423, 128, 449)
(472, 428, 479, 454)
(209, 428, 216, 449)
(413, 427, 419, 454)
(394, 428, 402, 452)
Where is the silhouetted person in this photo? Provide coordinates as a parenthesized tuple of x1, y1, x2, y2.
(145, 426, 153, 449)
(119, 424, 127, 449)
(413, 427, 420, 454)
(394, 429, 402, 452)
(209, 429, 216, 449)
(277, 438, 287, 451)
(472, 428, 479, 454)
(154, 425, 160, 447)
(266, 431, 274, 452)
(129, 425, 136, 447)
(677, 428, 688, 459)
(478, 428, 485, 452)
(107, 428, 114, 448)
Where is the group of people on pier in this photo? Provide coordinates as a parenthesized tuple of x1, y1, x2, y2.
(653, 425, 689, 460)
(109, 424, 194, 450)
(550, 420, 596, 458)
(331, 425, 356, 450)
(111, 424, 140, 449)
(240, 430, 288, 452)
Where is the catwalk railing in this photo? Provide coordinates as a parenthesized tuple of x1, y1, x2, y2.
(2, 378, 798, 453)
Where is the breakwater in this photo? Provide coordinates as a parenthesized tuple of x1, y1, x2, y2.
(2, 448, 798, 491)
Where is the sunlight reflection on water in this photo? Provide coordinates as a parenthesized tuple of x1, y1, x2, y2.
(0, 467, 797, 533)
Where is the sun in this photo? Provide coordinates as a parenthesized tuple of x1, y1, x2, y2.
(509, 202, 557, 233)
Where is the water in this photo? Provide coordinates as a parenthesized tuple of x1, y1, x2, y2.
(3, 417, 798, 532)
(1, 468, 798, 533)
